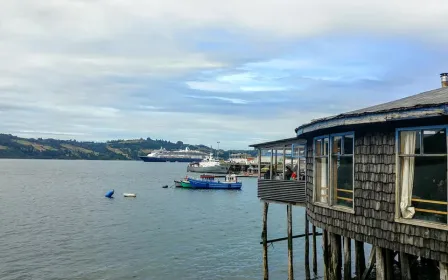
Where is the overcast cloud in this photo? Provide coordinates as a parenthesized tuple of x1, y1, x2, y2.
(1, 0, 448, 149)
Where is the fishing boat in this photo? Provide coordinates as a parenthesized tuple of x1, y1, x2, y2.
(123, 193, 136, 197)
(174, 180, 182, 188)
(180, 180, 191, 188)
(187, 174, 242, 190)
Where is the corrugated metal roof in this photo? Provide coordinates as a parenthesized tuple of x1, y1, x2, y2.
(296, 87, 448, 134)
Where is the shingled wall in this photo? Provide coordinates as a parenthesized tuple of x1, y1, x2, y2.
(306, 130, 448, 262)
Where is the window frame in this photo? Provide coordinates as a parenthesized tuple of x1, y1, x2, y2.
(395, 125, 448, 229)
(313, 132, 355, 213)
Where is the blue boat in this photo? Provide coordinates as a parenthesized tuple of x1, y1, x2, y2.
(187, 174, 242, 190)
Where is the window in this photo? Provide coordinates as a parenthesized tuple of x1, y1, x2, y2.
(398, 127, 448, 224)
(314, 137, 329, 203)
(314, 133, 354, 209)
(292, 144, 306, 181)
(331, 134, 354, 208)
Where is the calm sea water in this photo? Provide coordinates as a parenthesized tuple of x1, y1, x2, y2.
(0, 160, 328, 280)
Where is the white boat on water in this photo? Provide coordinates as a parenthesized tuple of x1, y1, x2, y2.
(187, 153, 229, 174)
(123, 193, 136, 197)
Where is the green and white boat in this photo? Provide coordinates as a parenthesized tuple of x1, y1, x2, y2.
(180, 180, 191, 188)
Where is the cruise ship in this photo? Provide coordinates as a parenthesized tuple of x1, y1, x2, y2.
(139, 147, 208, 162)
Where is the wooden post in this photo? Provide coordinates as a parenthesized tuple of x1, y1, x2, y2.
(355, 241, 366, 279)
(312, 225, 317, 275)
(376, 247, 386, 280)
(282, 147, 286, 179)
(399, 252, 411, 280)
(262, 202, 269, 280)
(258, 148, 262, 179)
(330, 233, 342, 280)
(287, 205, 293, 280)
(344, 237, 351, 280)
(440, 262, 448, 280)
(270, 149, 273, 179)
(385, 249, 394, 280)
(323, 230, 330, 280)
(305, 214, 310, 279)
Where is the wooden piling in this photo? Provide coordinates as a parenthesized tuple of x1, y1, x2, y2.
(312, 225, 317, 275)
(305, 213, 310, 279)
(262, 202, 269, 280)
(376, 247, 386, 280)
(385, 249, 394, 280)
(323, 230, 330, 280)
(399, 252, 411, 280)
(440, 262, 448, 280)
(343, 237, 351, 280)
(355, 241, 366, 279)
(330, 233, 342, 280)
(287, 205, 293, 280)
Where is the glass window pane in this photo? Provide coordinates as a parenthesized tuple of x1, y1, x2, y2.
(400, 156, 447, 224)
(400, 130, 421, 155)
(423, 129, 446, 154)
(315, 157, 328, 203)
(332, 136, 342, 155)
(332, 155, 353, 208)
(315, 139, 322, 156)
(323, 138, 329, 155)
(344, 135, 354, 155)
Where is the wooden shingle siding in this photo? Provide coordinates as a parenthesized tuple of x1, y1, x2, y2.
(306, 130, 448, 263)
(258, 180, 306, 205)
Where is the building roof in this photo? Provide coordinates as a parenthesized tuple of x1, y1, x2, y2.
(295, 86, 448, 135)
(249, 137, 306, 149)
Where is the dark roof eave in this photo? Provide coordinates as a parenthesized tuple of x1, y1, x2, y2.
(249, 137, 306, 149)
(295, 105, 448, 136)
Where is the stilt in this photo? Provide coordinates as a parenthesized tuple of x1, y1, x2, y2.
(399, 252, 411, 280)
(287, 205, 293, 280)
(312, 225, 317, 275)
(305, 213, 310, 279)
(361, 247, 376, 280)
(323, 230, 330, 280)
(440, 262, 448, 280)
(385, 249, 394, 280)
(262, 202, 269, 280)
(343, 237, 351, 280)
(330, 233, 342, 280)
(376, 247, 386, 280)
(355, 241, 366, 279)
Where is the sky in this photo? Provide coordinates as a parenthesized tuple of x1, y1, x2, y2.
(1, 1, 448, 149)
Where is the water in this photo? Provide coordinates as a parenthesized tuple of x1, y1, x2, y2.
(0, 160, 326, 280)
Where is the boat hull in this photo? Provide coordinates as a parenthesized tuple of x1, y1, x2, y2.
(186, 165, 229, 174)
(187, 178, 242, 190)
(140, 156, 201, 162)
(180, 180, 191, 188)
(174, 180, 182, 187)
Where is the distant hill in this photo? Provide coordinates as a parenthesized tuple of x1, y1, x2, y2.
(0, 134, 256, 160)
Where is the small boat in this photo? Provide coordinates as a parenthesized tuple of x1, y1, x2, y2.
(174, 180, 182, 188)
(123, 193, 136, 197)
(180, 180, 191, 188)
(187, 174, 242, 190)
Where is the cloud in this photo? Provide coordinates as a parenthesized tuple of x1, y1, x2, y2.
(0, 0, 448, 149)
(186, 95, 249, 104)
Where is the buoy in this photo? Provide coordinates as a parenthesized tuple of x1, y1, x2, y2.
(162, 185, 168, 188)
(123, 193, 136, 197)
(105, 189, 114, 198)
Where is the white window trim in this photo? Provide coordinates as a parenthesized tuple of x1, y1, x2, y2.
(313, 132, 355, 213)
(395, 125, 448, 230)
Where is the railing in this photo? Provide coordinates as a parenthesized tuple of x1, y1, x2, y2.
(257, 179, 307, 205)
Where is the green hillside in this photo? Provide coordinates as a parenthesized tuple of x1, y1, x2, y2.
(0, 134, 256, 160)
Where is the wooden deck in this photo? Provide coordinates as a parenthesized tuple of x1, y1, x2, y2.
(258, 179, 306, 206)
